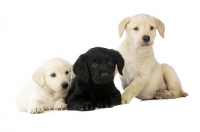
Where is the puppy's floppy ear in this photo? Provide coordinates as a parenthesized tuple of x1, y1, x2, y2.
(153, 16, 165, 38)
(73, 54, 89, 82)
(118, 17, 131, 38)
(110, 50, 124, 75)
(32, 66, 44, 87)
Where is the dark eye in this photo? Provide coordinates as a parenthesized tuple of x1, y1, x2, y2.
(133, 27, 138, 30)
(50, 73, 56, 77)
(65, 71, 68, 75)
(108, 60, 113, 64)
(150, 26, 154, 30)
(92, 62, 97, 68)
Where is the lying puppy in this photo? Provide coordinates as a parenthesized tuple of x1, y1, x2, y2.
(66, 47, 124, 111)
(117, 14, 188, 104)
(16, 58, 74, 114)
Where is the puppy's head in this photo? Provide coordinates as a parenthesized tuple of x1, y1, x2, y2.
(32, 58, 74, 91)
(73, 47, 124, 84)
(118, 14, 165, 47)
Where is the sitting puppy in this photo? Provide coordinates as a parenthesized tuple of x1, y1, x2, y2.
(66, 47, 124, 111)
(117, 14, 188, 104)
(16, 58, 74, 114)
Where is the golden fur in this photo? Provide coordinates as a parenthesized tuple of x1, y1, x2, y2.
(117, 14, 188, 104)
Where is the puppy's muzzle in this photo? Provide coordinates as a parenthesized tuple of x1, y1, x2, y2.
(101, 72, 109, 78)
(142, 36, 150, 42)
(61, 83, 68, 89)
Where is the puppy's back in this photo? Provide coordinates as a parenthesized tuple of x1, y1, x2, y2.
(16, 79, 36, 111)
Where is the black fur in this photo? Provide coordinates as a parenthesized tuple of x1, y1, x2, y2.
(65, 47, 124, 111)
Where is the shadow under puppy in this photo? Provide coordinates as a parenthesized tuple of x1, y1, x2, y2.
(66, 47, 124, 111)
(16, 58, 74, 114)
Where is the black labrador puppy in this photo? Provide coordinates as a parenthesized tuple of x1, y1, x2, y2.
(65, 47, 124, 111)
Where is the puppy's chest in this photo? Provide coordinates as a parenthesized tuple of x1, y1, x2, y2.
(86, 85, 108, 101)
(123, 55, 139, 80)
(45, 91, 66, 109)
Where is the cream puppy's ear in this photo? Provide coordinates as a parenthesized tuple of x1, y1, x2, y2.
(32, 66, 44, 87)
(118, 17, 131, 38)
(153, 16, 165, 38)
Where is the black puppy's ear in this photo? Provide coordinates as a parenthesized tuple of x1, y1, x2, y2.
(110, 50, 124, 75)
(73, 54, 89, 82)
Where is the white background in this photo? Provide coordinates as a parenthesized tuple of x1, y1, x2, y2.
(0, 0, 200, 132)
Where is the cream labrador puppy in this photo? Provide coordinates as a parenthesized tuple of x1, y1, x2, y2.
(16, 58, 75, 114)
(117, 14, 188, 104)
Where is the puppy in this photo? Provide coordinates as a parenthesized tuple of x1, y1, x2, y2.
(66, 47, 124, 111)
(117, 14, 188, 104)
(16, 58, 74, 114)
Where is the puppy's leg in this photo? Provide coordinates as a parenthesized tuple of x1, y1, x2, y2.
(67, 94, 95, 111)
(97, 91, 121, 108)
(155, 63, 188, 99)
(110, 91, 122, 106)
(97, 98, 113, 108)
(54, 98, 67, 110)
(27, 100, 44, 114)
(122, 74, 149, 104)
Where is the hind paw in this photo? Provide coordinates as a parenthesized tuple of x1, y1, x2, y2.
(155, 89, 175, 99)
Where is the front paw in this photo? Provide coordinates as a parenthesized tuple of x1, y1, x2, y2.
(54, 102, 67, 110)
(79, 102, 95, 111)
(121, 94, 132, 104)
(97, 101, 113, 108)
(29, 106, 44, 114)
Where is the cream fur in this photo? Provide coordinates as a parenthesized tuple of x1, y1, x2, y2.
(117, 14, 188, 104)
(16, 58, 75, 114)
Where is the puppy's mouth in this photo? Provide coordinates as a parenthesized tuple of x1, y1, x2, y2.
(142, 42, 151, 47)
(54, 87, 67, 92)
(100, 81, 111, 84)
(92, 79, 112, 84)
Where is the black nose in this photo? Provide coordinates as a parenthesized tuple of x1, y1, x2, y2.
(61, 83, 68, 89)
(101, 73, 109, 78)
(142, 36, 150, 42)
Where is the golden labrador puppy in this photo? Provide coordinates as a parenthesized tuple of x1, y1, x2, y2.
(117, 14, 188, 104)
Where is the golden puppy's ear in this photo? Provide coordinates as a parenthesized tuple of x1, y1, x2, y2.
(32, 66, 44, 87)
(153, 17, 165, 38)
(118, 17, 131, 38)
